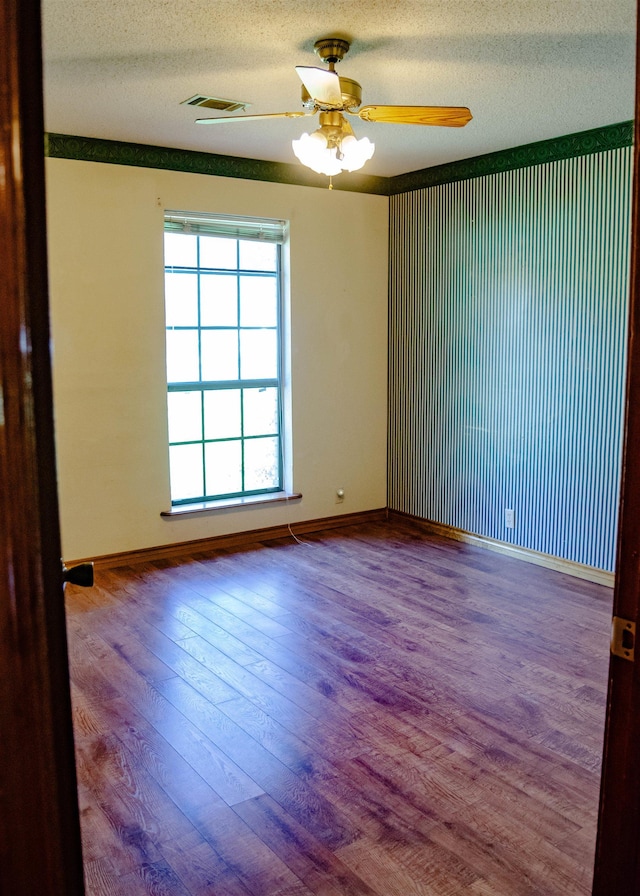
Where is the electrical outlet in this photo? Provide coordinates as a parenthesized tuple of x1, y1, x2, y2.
(505, 508, 515, 529)
(335, 488, 345, 504)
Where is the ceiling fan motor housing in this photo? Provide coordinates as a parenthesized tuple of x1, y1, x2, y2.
(301, 38, 361, 112)
(301, 77, 362, 111)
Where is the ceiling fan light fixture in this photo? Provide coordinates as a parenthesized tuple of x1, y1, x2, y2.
(292, 121, 375, 177)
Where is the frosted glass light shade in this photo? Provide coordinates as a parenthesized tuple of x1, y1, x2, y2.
(292, 132, 342, 176)
(339, 134, 375, 172)
(292, 130, 375, 176)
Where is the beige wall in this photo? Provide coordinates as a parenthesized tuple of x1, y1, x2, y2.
(45, 159, 389, 560)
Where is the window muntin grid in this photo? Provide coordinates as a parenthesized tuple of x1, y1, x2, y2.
(164, 229, 283, 504)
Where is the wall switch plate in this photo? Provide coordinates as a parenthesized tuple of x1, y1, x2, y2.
(335, 488, 345, 504)
(505, 508, 515, 529)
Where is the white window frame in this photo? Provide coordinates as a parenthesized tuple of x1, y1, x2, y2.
(163, 211, 288, 508)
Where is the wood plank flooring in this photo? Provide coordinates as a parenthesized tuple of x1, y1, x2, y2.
(65, 519, 613, 895)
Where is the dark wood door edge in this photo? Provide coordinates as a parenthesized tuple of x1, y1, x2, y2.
(0, 0, 84, 892)
(592, 9, 640, 894)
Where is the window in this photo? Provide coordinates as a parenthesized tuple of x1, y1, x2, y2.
(163, 211, 287, 506)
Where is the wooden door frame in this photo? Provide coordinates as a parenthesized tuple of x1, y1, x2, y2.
(592, 11, 640, 892)
(0, 0, 84, 892)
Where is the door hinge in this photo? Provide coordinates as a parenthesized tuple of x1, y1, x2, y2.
(611, 616, 636, 662)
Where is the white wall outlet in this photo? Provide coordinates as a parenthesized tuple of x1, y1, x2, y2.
(335, 488, 345, 504)
(505, 508, 515, 529)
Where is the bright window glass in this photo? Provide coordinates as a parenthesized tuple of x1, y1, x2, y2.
(164, 214, 285, 504)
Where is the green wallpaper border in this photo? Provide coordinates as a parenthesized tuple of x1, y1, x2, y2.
(45, 121, 633, 197)
(44, 133, 389, 195)
(387, 121, 634, 194)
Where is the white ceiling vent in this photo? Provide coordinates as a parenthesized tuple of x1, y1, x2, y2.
(181, 95, 249, 112)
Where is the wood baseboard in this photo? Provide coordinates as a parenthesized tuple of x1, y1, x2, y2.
(67, 507, 615, 588)
(389, 510, 615, 588)
(66, 508, 388, 569)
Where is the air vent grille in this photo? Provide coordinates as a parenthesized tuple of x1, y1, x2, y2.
(181, 95, 248, 112)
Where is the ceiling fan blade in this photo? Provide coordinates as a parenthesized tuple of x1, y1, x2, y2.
(195, 111, 314, 124)
(295, 66, 343, 106)
(355, 105, 473, 127)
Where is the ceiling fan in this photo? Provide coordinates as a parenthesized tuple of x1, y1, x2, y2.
(195, 37, 473, 178)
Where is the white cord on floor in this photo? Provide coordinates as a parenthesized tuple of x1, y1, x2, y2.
(287, 522, 312, 546)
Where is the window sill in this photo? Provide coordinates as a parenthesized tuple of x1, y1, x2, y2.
(161, 491, 302, 518)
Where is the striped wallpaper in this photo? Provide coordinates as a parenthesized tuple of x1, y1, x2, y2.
(389, 147, 633, 572)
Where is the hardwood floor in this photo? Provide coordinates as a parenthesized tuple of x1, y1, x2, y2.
(65, 520, 613, 895)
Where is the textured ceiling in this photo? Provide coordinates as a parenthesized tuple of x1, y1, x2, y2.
(42, 0, 637, 178)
